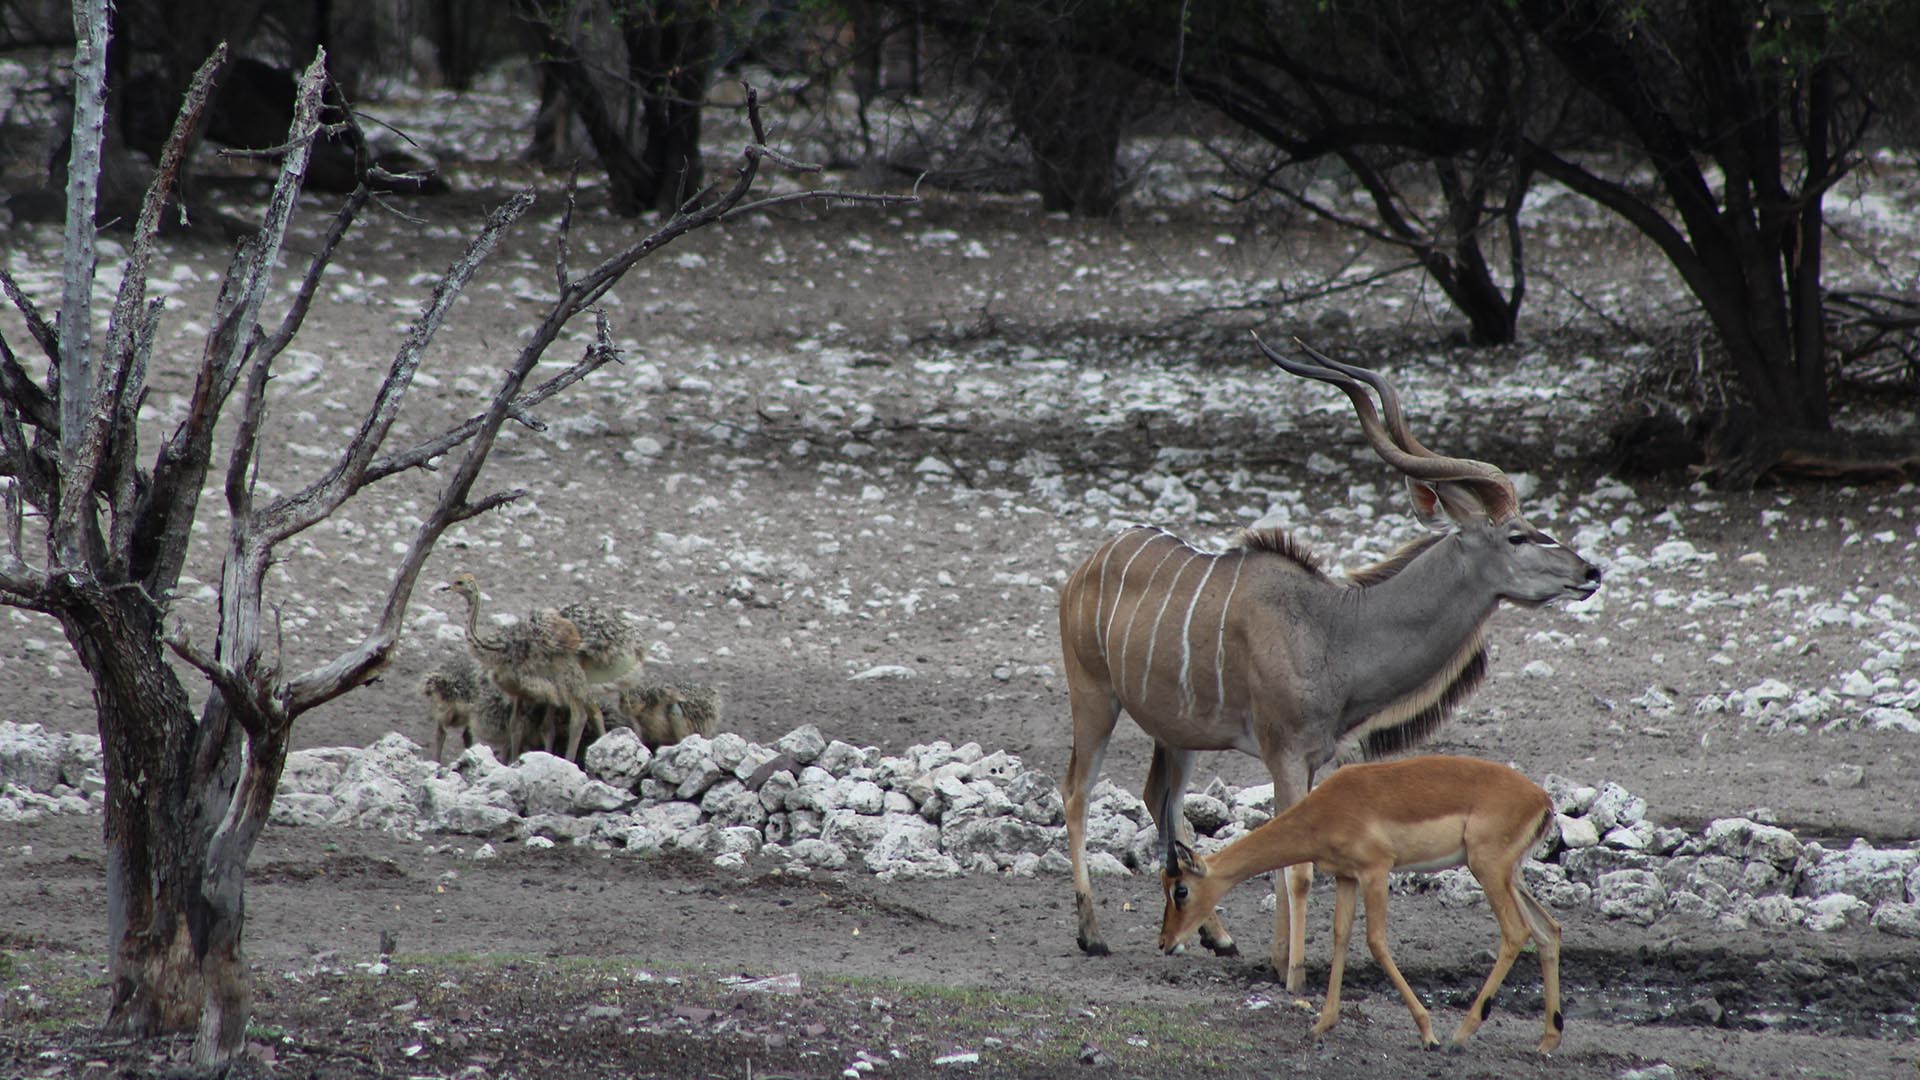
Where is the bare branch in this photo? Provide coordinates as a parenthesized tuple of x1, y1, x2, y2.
(556, 161, 579, 293)
(285, 82, 909, 714)
(255, 188, 537, 546)
(283, 486, 522, 713)
(0, 329, 57, 432)
(138, 51, 332, 595)
(359, 342, 616, 483)
(99, 44, 226, 418)
(0, 267, 59, 367)
(258, 185, 374, 364)
(104, 297, 164, 576)
(164, 627, 270, 739)
(51, 0, 110, 567)
(719, 187, 919, 223)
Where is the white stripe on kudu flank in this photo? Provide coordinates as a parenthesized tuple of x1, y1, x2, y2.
(1176, 555, 1220, 710)
(1116, 537, 1182, 692)
(1140, 552, 1200, 702)
(1213, 552, 1245, 717)
(1102, 532, 1157, 658)
(1091, 534, 1126, 638)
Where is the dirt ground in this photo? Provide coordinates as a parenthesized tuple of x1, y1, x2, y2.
(3, 144, 1919, 1078)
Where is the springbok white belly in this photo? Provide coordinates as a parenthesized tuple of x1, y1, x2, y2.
(1396, 847, 1468, 873)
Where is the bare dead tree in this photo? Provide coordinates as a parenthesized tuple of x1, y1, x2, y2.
(0, 0, 913, 1064)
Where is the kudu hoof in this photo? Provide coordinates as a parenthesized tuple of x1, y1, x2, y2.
(1077, 938, 1111, 958)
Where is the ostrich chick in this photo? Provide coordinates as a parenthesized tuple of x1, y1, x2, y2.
(437, 572, 606, 762)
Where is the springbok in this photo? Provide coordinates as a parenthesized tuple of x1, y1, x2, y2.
(1159, 755, 1564, 1054)
(1056, 337, 1599, 988)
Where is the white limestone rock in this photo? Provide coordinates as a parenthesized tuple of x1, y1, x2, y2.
(1796, 840, 1918, 905)
(1870, 901, 1920, 938)
(269, 792, 338, 828)
(942, 813, 1060, 863)
(1802, 893, 1871, 933)
(702, 779, 769, 830)
(583, 728, 651, 790)
(815, 740, 870, 776)
(0, 722, 62, 793)
(515, 752, 589, 818)
(1699, 817, 1803, 867)
(1722, 894, 1804, 932)
(863, 813, 961, 879)
(1557, 814, 1601, 849)
(1587, 782, 1648, 832)
(1593, 869, 1667, 925)
(786, 837, 849, 869)
(774, 725, 828, 765)
(281, 747, 356, 796)
(649, 735, 726, 800)
(1542, 774, 1597, 816)
(573, 779, 634, 814)
(1182, 793, 1232, 836)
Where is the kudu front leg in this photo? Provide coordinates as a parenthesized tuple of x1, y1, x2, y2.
(1273, 862, 1311, 990)
(1145, 744, 1237, 957)
(1264, 757, 1313, 989)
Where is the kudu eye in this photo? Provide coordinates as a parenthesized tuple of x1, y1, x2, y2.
(1172, 883, 1190, 906)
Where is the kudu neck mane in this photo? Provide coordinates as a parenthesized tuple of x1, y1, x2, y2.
(1235, 524, 1489, 761)
(1232, 525, 1445, 587)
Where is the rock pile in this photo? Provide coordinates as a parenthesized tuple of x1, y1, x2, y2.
(6, 719, 1916, 940)
(0, 722, 104, 823)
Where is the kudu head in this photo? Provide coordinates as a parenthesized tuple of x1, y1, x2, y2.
(1158, 840, 1230, 954)
(1256, 335, 1601, 607)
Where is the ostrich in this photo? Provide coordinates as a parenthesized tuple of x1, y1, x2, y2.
(556, 601, 645, 685)
(420, 653, 525, 763)
(437, 573, 605, 762)
(614, 679, 721, 749)
(421, 653, 483, 764)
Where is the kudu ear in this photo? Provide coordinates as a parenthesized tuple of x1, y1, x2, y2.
(1407, 477, 1492, 532)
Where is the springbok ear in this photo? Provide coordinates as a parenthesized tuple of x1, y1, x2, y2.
(1166, 839, 1204, 877)
(1406, 478, 1484, 532)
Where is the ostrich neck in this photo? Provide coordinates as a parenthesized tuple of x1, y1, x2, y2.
(461, 593, 505, 654)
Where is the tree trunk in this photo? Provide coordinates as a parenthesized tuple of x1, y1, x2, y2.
(623, 0, 717, 214)
(57, 578, 273, 1063)
(1005, 51, 1127, 217)
(1419, 247, 1518, 345)
(57, 582, 206, 1034)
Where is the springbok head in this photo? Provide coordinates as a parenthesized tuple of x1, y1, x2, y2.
(1159, 839, 1230, 954)
(1256, 335, 1601, 607)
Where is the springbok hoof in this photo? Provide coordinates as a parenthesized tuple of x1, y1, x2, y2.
(1077, 939, 1111, 958)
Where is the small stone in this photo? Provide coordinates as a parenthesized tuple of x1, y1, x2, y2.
(1557, 814, 1600, 849)
(1821, 764, 1865, 790)
(1870, 901, 1920, 938)
(1802, 893, 1870, 932)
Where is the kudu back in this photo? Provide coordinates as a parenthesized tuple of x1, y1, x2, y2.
(1055, 337, 1600, 985)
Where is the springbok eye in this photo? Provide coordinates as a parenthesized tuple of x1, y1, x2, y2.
(1172, 883, 1190, 905)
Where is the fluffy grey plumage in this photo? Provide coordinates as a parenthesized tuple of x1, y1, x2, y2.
(612, 679, 721, 749)
(438, 572, 605, 762)
(556, 601, 644, 684)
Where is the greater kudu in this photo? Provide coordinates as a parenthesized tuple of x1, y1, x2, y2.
(1056, 337, 1600, 988)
